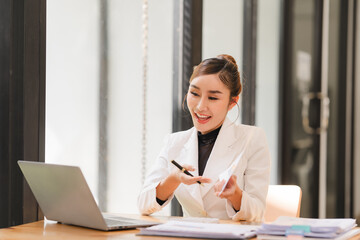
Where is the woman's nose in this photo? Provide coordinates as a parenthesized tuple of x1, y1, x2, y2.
(197, 97, 208, 111)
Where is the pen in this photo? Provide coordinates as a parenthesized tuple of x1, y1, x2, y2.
(171, 160, 203, 185)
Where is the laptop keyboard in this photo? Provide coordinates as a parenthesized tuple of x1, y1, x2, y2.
(102, 213, 156, 228)
(105, 218, 134, 227)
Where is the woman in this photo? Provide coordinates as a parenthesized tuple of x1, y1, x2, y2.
(138, 54, 270, 222)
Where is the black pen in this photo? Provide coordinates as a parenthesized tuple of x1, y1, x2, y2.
(171, 160, 203, 185)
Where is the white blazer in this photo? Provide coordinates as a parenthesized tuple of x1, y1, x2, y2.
(137, 118, 271, 222)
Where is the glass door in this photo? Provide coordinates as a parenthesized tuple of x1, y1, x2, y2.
(280, 0, 356, 218)
(281, 0, 324, 218)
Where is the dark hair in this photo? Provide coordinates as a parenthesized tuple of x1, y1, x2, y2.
(189, 54, 242, 99)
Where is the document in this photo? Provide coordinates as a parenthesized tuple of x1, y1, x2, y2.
(138, 220, 260, 239)
(218, 152, 243, 195)
(256, 216, 359, 239)
(257, 228, 360, 240)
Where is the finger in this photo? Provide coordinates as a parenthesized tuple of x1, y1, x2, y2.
(185, 177, 210, 186)
(214, 179, 225, 188)
(213, 183, 221, 192)
(198, 177, 212, 183)
(181, 175, 202, 185)
(191, 177, 212, 184)
(214, 180, 225, 192)
(221, 191, 234, 198)
(217, 187, 233, 198)
(181, 164, 196, 172)
(228, 175, 237, 185)
(214, 181, 227, 197)
(223, 176, 237, 189)
(180, 174, 196, 181)
(182, 175, 211, 182)
(215, 191, 226, 198)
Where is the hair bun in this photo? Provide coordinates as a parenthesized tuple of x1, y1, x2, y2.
(217, 54, 238, 68)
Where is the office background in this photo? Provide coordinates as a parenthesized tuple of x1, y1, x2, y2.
(1, 0, 359, 228)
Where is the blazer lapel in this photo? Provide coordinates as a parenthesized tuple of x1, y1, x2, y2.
(200, 118, 239, 197)
(180, 128, 199, 174)
(176, 128, 204, 211)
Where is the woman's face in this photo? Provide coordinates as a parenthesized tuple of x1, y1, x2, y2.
(186, 74, 237, 135)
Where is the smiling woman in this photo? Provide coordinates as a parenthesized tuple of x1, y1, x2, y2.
(187, 55, 241, 135)
(138, 54, 271, 222)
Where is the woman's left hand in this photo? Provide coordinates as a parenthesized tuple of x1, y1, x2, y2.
(214, 175, 238, 198)
(214, 175, 242, 211)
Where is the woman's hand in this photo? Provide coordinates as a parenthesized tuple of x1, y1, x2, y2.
(156, 164, 211, 201)
(171, 164, 212, 185)
(214, 175, 242, 211)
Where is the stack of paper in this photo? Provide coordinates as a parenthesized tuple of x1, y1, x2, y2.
(256, 216, 360, 240)
(138, 220, 260, 239)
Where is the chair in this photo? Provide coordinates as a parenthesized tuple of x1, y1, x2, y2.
(264, 185, 302, 222)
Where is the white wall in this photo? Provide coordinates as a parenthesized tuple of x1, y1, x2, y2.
(47, 0, 173, 215)
(106, 0, 173, 215)
(256, 0, 281, 184)
(46, 0, 100, 199)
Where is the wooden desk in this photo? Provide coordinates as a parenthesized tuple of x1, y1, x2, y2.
(0, 214, 250, 240)
(0, 215, 359, 240)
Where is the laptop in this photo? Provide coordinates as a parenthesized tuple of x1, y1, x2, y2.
(18, 160, 158, 231)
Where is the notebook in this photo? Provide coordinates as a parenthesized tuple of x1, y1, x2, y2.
(18, 160, 158, 231)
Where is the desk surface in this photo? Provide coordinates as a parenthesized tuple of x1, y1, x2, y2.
(0, 214, 250, 240)
(0, 214, 359, 240)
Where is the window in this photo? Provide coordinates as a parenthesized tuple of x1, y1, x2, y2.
(46, 0, 173, 215)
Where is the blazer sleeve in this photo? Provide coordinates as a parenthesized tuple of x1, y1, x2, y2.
(229, 127, 271, 222)
(137, 135, 175, 215)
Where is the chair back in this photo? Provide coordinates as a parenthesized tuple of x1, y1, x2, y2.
(264, 185, 302, 222)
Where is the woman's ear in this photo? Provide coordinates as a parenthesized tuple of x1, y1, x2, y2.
(228, 96, 239, 111)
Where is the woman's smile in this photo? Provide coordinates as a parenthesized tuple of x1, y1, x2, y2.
(194, 112, 212, 124)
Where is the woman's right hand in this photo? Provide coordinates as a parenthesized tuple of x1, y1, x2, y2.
(156, 164, 211, 201)
(170, 164, 212, 185)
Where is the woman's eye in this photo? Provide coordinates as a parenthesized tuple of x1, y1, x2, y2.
(209, 97, 218, 100)
(190, 91, 199, 97)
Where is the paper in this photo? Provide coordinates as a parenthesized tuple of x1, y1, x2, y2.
(174, 217, 219, 223)
(256, 216, 358, 239)
(257, 228, 360, 240)
(138, 220, 259, 239)
(218, 152, 243, 195)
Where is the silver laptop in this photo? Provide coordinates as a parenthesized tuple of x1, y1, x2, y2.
(18, 160, 158, 231)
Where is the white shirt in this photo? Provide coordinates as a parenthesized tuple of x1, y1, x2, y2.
(137, 118, 271, 222)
